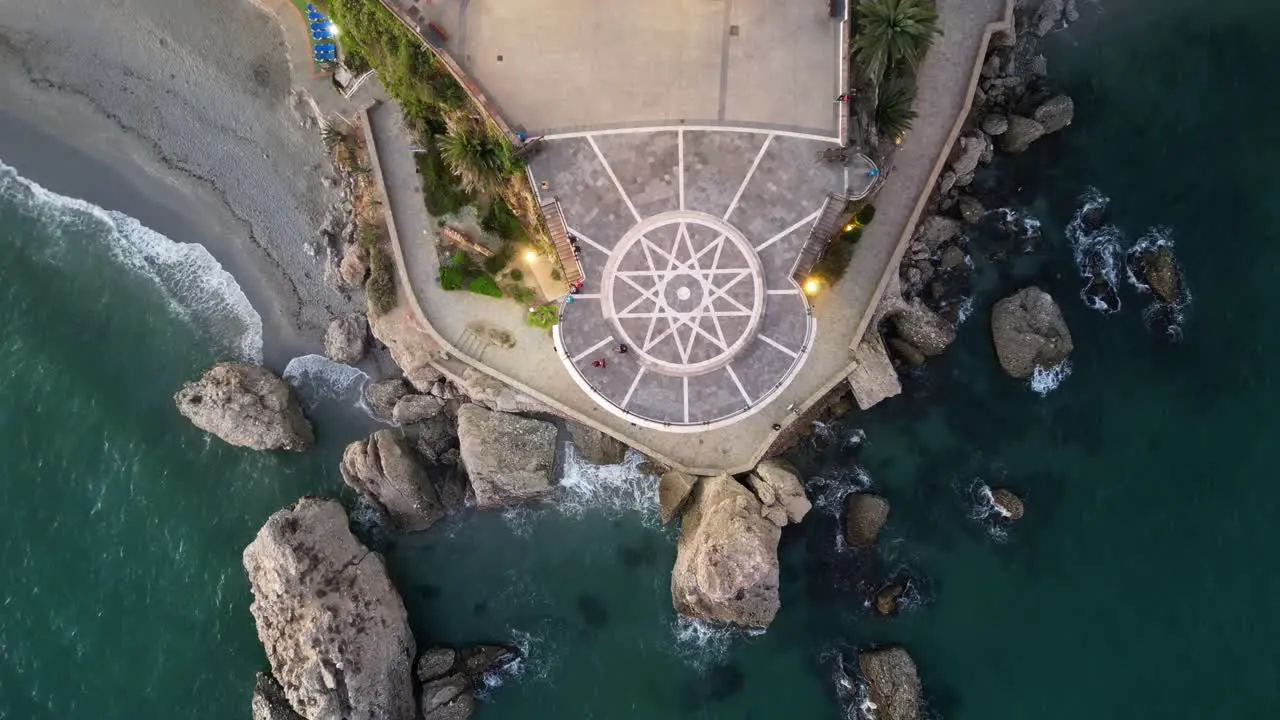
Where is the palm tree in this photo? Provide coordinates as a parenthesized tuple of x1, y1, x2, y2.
(875, 75, 919, 138)
(437, 121, 514, 195)
(853, 0, 940, 81)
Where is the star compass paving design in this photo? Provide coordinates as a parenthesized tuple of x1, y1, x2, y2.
(602, 212, 765, 375)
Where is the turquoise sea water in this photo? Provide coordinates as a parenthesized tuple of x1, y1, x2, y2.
(3, 0, 1279, 717)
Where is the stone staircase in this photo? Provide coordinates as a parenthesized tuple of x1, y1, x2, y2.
(791, 193, 849, 281)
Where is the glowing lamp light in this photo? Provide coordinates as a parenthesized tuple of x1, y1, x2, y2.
(524, 250, 537, 262)
(329, 23, 341, 37)
(803, 278, 821, 296)
(842, 223, 857, 232)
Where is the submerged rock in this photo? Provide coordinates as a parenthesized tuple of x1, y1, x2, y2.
(175, 363, 314, 451)
(365, 378, 412, 421)
(891, 298, 956, 356)
(567, 421, 627, 465)
(991, 488, 1026, 520)
(340, 430, 444, 531)
(991, 287, 1074, 379)
(243, 498, 415, 720)
(671, 474, 781, 628)
(456, 404, 557, 508)
(659, 470, 697, 525)
(875, 583, 906, 616)
(843, 493, 890, 549)
(860, 647, 923, 720)
(251, 672, 304, 720)
(324, 312, 368, 365)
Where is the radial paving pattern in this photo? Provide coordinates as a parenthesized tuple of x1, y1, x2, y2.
(531, 129, 845, 429)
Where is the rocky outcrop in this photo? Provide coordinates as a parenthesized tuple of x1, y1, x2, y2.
(991, 488, 1025, 520)
(391, 394, 445, 425)
(875, 584, 905, 616)
(567, 421, 627, 465)
(243, 498, 415, 720)
(860, 647, 923, 720)
(324, 313, 368, 365)
(849, 332, 902, 410)
(175, 363, 314, 451)
(412, 644, 518, 720)
(458, 368, 552, 416)
(339, 242, 369, 288)
(341, 430, 445, 531)
(415, 648, 457, 683)
(891, 298, 956, 356)
(671, 474, 781, 628)
(914, 215, 963, 253)
(1131, 245, 1181, 304)
(405, 415, 460, 466)
(1000, 115, 1047, 153)
(948, 133, 986, 179)
(843, 493, 889, 549)
(251, 672, 305, 720)
(1033, 94, 1075, 134)
(957, 195, 985, 224)
(1032, 0, 1065, 36)
(748, 459, 811, 526)
(456, 404, 556, 508)
(365, 378, 412, 421)
(658, 470, 697, 525)
(991, 287, 1074, 379)
(366, 302, 447, 392)
(981, 114, 1009, 136)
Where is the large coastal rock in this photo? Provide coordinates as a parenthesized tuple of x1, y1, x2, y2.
(658, 470, 697, 525)
(364, 378, 412, 421)
(413, 645, 519, 720)
(860, 647, 923, 720)
(844, 493, 890, 549)
(243, 498, 415, 720)
(251, 673, 305, 720)
(991, 488, 1026, 520)
(1131, 245, 1181, 304)
(324, 313, 368, 365)
(456, 404, 556, 508)
(849, 332, 903, 410)
(1033, 94, 1075, 134)
(174, 363, 314, 451)
(340, 430, 444, 531)
(914, 215, 963, 252)
(999, 115, 1047, 153)
(567, 421, 627, 465)
(749, 459, 811, 526)
(458, 368, 551, 415)
(948, 133, 986, 179)
(891, 298, 956, 356)
(991, 287, 1074, 379)
(671, 474, 781, 628)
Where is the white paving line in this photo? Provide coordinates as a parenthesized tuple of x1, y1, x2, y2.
(565, 227, 612, 256)
(572, 293, 602, 299)
(755, 208, 823, 252)
(727, 365, 753, 405)
(572, 335, 615, 363)
(587, 135, 642, 222)
(683, 376, 689, 423)
(622, 366, 647, 408)
(760, 334, 799, 358)
(768, 288, 800, 295)
(541, 125, 840, 144)
(724, 134, 774, 221)
(678, 128, 686, 211)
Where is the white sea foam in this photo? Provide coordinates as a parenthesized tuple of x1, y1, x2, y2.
(990, 207, 1044, 247)
(555, 447, 659, 525)
(282, 354, 371, 412)
(955, 296, 976, 325)
(1029, 360, 1072, 396)
(965, 479, 1010, 542)
(1066, 187, 1124, 314)
(669, 616, 750, 668)
(808, 464, 874, 518)
(0, 159, 264, 362)
(1127, 226, 1192, 339)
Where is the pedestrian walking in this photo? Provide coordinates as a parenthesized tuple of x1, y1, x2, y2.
(591, 358, 607, 369)
(613, 344, 628, 354)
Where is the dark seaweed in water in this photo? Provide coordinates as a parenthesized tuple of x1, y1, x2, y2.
(575, 594, 610, 630)
(681, 662, 746, 711)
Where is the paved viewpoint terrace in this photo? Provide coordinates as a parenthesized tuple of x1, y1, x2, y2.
(391, 0, 842, 135)
(369, 0, 1013, 472)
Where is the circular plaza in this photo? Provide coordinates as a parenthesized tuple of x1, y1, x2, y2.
(539, 128, 844, 430)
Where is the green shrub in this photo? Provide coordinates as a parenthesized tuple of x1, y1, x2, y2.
(449, 250, 476, 272)
(504, 283, 536, 305)
(481, 198, 528, 242)
(811, 237, 854, 286)
(876, 75, 919, 138)
(415, 145, 473, 216)
(466, 275, 503, 298)
(855, 204, 877, 225)
(527, 305, 558, 328)
(365, 246, 397, 314)
(439, 265, 465, 290)
(482, 244, 513, 275)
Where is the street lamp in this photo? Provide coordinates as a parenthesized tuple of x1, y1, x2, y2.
(803, 278, 821, 295)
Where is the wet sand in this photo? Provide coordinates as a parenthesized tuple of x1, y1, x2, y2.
(0, 0, 360, 368)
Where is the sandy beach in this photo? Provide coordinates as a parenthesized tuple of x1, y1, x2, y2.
(0, 0, 358, 368)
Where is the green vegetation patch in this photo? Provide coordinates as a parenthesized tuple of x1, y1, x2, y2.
(855, 203, 878, 226)
(481, 198, 528, 243)
(365, 245, 397, 314)
(415, 144, 473, 216)
(466, 275, 503, 298)
(527, 305, 558, 329)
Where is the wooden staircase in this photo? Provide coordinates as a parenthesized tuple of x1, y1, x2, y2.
(540, 200, 582, 286)
(792, 194, 849, 280)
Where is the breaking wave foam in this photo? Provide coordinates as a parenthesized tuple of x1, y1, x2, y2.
(669, 616, 761, 669)
(283, 354, 370, 412)
(556, 447, 659, 525)
(0, 158, 264, 362)
(1030, 360, 1072, 396)
(1066, 187, 1124, 314)
(964, 479, 1010, 542)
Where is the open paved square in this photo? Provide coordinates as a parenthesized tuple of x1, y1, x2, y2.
(530, 128, 845, 430)
(413, 0, 842, 136)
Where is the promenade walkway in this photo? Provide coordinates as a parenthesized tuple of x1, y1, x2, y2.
(362, 0, 1013, 474)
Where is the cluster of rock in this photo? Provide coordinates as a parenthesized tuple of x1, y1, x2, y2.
(662, 459, 811, 628)
(244, 498, 520, 720)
